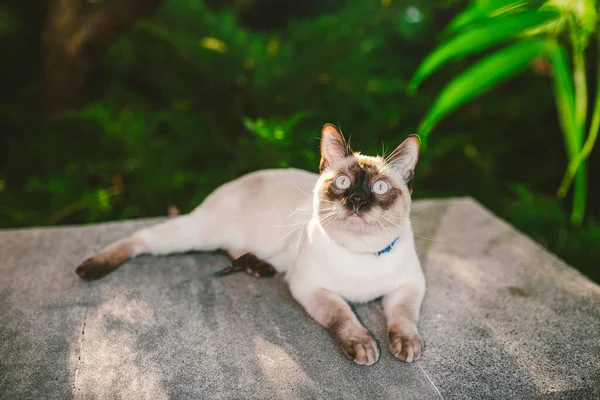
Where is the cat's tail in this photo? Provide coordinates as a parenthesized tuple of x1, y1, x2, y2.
(74, 210, 222, 280)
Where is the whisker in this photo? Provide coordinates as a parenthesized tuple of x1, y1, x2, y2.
(318, 208, 338, 215)
(378, 162, 400, 175)
(413, 242, 422, 259)
(380, 214, 441, 242)
(319, 210, 337, 216)
(384, 214, 405, 221)
(412, 232, 443, 242)
(319, 198, 336, 204)
(276, 223, 306, 242)
(318, 216, 337, 224)
(274, 220, 310, 228)
(319, 210, 338, 224)
(287, 204, 338, 219)
(379, 149, 409, 174)
(286, 209, 310, 219)
(320, 216, 336, 230)
(293, 184, 314, 198)
(318, 214, 338, 225)
(410, 208, 429, 220)
(379, 215, 401, 228)
(384, 146, 406, 163)
(317, 208, 338, 215)
(374, 220, 387, 246)
(378, 219, 394, 236)
(317, 211, 337, 220)
(296, 220, 307, 249)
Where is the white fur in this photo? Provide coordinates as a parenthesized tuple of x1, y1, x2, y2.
(288, 217, 424, 304)
(132, 168, 314, 270)
(78, 126, 426, 365)
(131, 167, 424, 305)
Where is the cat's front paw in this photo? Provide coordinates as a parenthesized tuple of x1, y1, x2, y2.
(339, 333, 380, 366)
(389, 330, 423, 362)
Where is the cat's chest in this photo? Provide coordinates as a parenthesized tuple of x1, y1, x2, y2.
(293, 236, 416, 303)
(322, 247, 409, 301)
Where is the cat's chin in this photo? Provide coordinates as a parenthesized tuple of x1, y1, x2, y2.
(321, 221, 397, 253)
(344, 212, 366, 222)
(340, 209, 386, 228)
(333, 213, 381, 235)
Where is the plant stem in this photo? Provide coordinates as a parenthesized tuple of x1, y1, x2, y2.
(567, 16, 588, 226)
(572, 34, 587, 144)
(557, 33, 600, 198)
(571, 160, 587, 226)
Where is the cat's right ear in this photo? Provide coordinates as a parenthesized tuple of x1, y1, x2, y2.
(320, 124, 351, 172)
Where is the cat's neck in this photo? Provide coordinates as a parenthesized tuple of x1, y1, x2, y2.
(314, 214, 413, 255)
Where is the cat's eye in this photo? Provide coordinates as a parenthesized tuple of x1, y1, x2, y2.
(372, 180, 389, 194)
(334, 174, 351, 189)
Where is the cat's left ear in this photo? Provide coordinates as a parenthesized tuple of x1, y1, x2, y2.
(386, 134, 420, 189)
(320, 123, 352, 172)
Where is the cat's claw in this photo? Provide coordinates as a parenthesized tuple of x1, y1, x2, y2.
(389, 332, 423, 362)
(340, 334, 380, 366)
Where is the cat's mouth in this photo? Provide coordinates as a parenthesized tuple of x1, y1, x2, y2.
(345, 210, 366, 222)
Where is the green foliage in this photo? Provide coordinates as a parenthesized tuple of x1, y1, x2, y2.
(0, 0, 599, 282)
(417, 39, 549, 144)
(409, 9, 559, 92)
(0, 3, 21, 37)
(411, 0, 600, 226)
(445, 0, 531, 32)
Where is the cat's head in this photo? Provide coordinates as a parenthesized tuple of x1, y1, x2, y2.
(314, 123, 419, 253)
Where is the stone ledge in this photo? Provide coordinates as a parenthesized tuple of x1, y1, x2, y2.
(1, 198, 598, 399)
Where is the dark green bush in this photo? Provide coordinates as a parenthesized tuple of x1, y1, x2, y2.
(0, 0, 598, 283)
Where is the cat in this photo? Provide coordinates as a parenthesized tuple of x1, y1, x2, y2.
(75, 123, 425, 366)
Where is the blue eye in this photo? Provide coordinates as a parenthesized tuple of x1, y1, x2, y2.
(373, 180, 389, 194)
(335, 175, 351, 189)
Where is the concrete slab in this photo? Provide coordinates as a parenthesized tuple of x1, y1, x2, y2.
(1, 198, 599, 399)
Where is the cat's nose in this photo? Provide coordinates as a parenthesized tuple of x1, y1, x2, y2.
(349, 193, 367, 210)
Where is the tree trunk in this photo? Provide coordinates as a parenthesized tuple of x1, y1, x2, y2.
(40, 0, 164, 116)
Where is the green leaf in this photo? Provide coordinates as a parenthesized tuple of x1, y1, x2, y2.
(544, 0, 597, 41)
(409, 10, 559, 92)
(546, 41, 577, 158)
(446, 0, 528, 33)
(417, 39, 548, 140)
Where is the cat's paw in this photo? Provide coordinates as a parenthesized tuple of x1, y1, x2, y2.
(339, 333, 380, 366)
(233, 253, 277, 278)
(75, 256, 116, 280)
(389, 331, 423, 362)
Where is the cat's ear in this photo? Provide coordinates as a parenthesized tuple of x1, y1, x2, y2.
(320, 123, 351, 172)
(386, 134, 420, 189)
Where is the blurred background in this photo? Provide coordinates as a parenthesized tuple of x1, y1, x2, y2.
(0, 0, 598, 282)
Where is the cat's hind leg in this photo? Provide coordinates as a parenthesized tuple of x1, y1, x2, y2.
(75, 210, 228, 280)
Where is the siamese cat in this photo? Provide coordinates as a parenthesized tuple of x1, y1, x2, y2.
(75, 124, 425, 366)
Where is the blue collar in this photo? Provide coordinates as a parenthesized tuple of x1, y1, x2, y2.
(377, 237, 399, 256)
